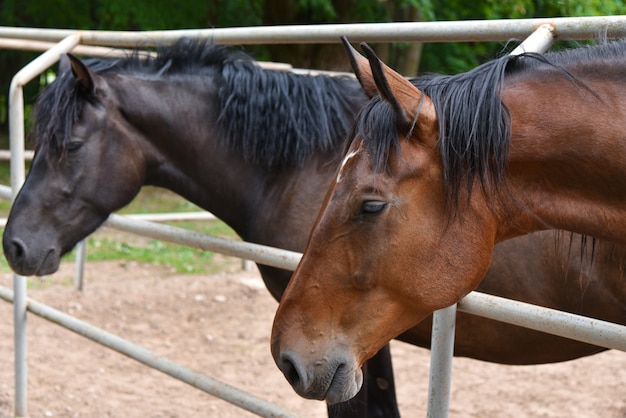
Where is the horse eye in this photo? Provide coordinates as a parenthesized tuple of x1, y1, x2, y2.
(67, 141, 83, 152)
(361, 201, 387, 215)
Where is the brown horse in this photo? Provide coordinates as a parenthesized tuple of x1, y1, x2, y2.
(271, 38, 626, 404)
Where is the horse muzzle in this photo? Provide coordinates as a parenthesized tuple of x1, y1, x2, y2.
(273, 346, 363, 405)
(2, 235, 60, 276)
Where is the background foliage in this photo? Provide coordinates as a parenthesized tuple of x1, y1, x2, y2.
(0, 0, 624, 140)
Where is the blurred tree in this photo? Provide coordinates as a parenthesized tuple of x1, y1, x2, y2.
(419, 0, 626, 73)
(261, 0, 387, 70)
(1, 0, 625, 141)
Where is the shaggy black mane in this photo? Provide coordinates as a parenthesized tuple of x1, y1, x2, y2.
(355, 40, 626, 210)
(33, 38, 366, 167)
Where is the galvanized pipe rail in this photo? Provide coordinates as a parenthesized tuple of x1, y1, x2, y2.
(426, 23, 558, 417)
(0, 286, 298, 418)
(6, 208, 625, 350)
(1, 177, 623, 353)
(5, 173, 621, 352)
(6, 195, 624, 348)
(0, 16, 626, 46)
(7, 33, 82, 417)
(98, 216, 626, 352)
(74, 211, 218, 291)
(105, 214, 301, 270)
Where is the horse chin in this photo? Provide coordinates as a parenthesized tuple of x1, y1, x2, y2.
(35, 248, 61, 276)
(324, 364, 363, 405)
(16, 248, 61, 277)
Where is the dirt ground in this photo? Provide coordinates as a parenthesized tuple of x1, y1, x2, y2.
(0, 258, 625, 418)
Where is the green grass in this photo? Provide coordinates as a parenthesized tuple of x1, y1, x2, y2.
(0, 161, 13, 213)
(0, 160, 241, 277)
(61, 210, 240, 275)
(79, 236, 224, 275)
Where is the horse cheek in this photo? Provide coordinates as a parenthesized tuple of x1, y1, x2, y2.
(94, 145, 144, 211)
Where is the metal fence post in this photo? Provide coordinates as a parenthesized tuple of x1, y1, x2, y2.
(425, 24, 557, 417)
(426, 304, 457, 418)
(8, 32, 82, 417)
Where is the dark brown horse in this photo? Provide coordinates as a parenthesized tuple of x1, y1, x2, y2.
(3, 39, 398, 418)
(3, 39, 624, 415)
(271, 38, 626, 404)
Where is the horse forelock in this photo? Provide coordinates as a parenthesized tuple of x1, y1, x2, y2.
(352, 96, 400, 174)
(33, 69, 87, 161)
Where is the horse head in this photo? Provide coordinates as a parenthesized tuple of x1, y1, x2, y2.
(271, 39, 499, 404)
(3, 54, 147, 276)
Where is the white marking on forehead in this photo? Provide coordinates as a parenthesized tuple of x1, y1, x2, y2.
(336, 141, 363, 184)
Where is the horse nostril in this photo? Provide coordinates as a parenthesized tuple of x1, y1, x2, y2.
(280, 352, 305, 390)
(281, 356, 300, 388)
(10, 238, 27, 261)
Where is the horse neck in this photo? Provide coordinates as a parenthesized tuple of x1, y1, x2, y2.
(497, 76, 626, 244)
(110, 74, 263, 233)
(244, 153, 342, 250)
(111, 74, 343, 246)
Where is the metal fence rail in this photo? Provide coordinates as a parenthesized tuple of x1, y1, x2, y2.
(1, 15, 626, 46)
(6, 210, 626, 343)
(2, 16, 625, 418)
(0, 286, 297, 418)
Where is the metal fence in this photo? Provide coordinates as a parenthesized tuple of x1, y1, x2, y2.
(1, 15, 626, 418)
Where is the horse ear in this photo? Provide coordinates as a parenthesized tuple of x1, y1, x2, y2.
(67, 53, 95, 93)
(341, 36, 378, 98)
(59, 54, 72, 74)
(359, 42, 437, 140)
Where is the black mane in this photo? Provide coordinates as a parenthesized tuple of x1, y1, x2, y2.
(217, 54, 365, 167)
(356, 40, 626, 210)
(33, 38, 366, 167)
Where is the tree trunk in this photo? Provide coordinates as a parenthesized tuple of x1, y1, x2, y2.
(262, 0, 360, 71)
(392, 5, 423, 77)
